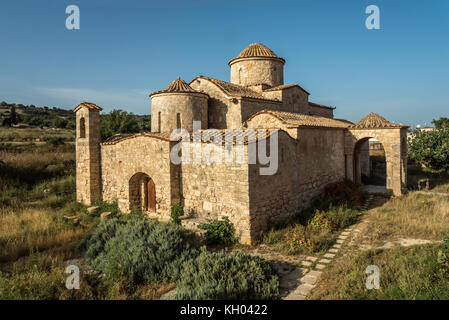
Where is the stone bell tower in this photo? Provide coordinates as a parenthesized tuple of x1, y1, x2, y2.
(73, 102, 102, 205)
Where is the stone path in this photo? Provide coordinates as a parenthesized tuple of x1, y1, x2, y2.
(282, 194, 375, 300)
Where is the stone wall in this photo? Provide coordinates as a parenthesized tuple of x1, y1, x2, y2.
(150, 92, 208, 133)
(230, 57, 284, 87)
(100, 136, 179, 219)
(190, 78, 238, 129)
(248, 131, 299, 240)
(295, 127, 347, 208)
(308, 105, 334, 118)
(239, 98, 283, 124)
(180, 142, 252, 243)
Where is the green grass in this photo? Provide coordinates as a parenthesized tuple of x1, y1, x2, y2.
(310, 244, 449, 300)
(262, 205, 359, 255)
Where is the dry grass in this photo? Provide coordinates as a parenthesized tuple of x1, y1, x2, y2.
(363, 192, 449, 243)
(0, 207, 87, 262)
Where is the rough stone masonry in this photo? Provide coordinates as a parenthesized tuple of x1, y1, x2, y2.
(74, 43, 408, 244)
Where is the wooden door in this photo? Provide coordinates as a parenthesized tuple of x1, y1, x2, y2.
(147, 178, 156, 212)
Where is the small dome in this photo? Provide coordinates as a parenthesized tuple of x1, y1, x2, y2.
(149, 77, 207, 97)
(237, 43, 280, 59)
(164, 77, 196, 93)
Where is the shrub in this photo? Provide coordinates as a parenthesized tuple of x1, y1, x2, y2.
(324, 205, 359, 229)
(171, 249, 279, 300)
(198, 216, 237, 245)
(81, 216, 197, 288)
(408, 125, 449, 171)
(314, 179, 362, 209)
(170, 202, 183, 225)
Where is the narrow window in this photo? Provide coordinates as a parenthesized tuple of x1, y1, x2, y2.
(158, 112, 161, 132)
(238, 68, 242, 84)
(176, 113, 181, 129)
(79, 117, 86, 138)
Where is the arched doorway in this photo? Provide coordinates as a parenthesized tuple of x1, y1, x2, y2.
(129, 173, 156, 212)
(354, 138, 387, 189)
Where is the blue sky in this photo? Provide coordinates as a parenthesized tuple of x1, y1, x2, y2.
(0, 0, 448, 127)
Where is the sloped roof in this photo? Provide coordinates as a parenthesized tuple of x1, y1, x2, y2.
(237, 43, 279, 59)
(192, 129, 278, 145)
(263, 83, 310, 95)
(190, 76, 281, 102)
(246, 110, 352, 129)
(229, 43, 285, 65)
(150, 77, 207, 97)
(73, 102, 103, 112)
(101, 132, 173, 145)
(350, 112, 408, 129)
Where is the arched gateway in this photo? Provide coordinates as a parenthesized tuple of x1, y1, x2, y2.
(344, 113, 408, 196)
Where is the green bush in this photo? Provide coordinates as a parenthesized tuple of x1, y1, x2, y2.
(313, 179, 362, 210)
(81, 216, 197, 288)
(322, 205, 359, 229)
(198, 216, 237, 245)
(171, 249, 279, 300)
(408, 126, 449, 171)
(170, 202, 183, 225)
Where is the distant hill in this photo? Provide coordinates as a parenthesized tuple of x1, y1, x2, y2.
(0, 101, 150, 132)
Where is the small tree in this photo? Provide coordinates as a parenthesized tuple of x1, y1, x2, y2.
(432, 117, 449, 129)
(408, 125, 449, 171)
(100, 109, 140, 140)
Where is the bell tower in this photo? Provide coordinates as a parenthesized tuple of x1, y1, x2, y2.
(73, 102, 102, 205)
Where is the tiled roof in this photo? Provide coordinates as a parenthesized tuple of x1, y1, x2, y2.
(190, 76, 281, 102)
(237, 43, 279, 59)
(263, 83, 310, 95)
(101, 132, 173, 145)
(73, 102, 103, 112)
(101, 130, 276, 146)
(229, 43, 285, 65)
(150, 77, 207, 97)
(191, 129, 277, 145)
(246, 110, 352, 129)
(350, 112, 408, 129)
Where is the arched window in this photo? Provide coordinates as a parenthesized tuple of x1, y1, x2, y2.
(79, 117, 86, 138)
(176, 113, 181, 129)
(158, 112, 162, 132)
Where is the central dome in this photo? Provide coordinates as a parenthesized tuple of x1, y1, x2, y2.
(229, 43, 285, 87)
(237, 43, 280, 59)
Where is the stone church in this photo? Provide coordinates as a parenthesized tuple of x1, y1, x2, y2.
(74, 43, 408, 244)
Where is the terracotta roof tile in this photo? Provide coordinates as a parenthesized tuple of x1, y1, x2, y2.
(246, 110, 352, 129)
(350, 112, 408, 129)
(101, 132, 173, 145)
(263, 83, 310, 95)
(150, 77, 207, 97)
(229, 43, 285, 65)
(191, 76, 281, 102)
(72, 102, 103, 112)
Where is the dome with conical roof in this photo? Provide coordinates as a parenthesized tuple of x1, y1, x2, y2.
(150, 77, 204, 96)
(229, 43, 285, 65)
(237, 43, 279, 59)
